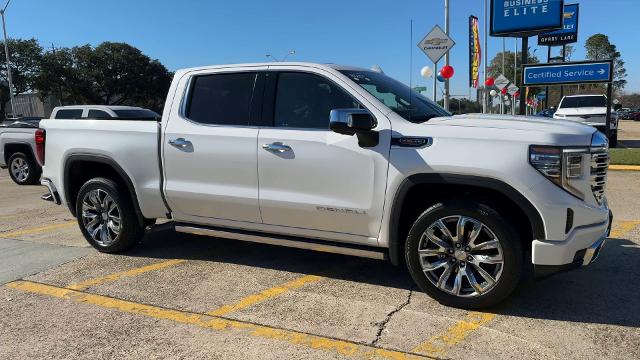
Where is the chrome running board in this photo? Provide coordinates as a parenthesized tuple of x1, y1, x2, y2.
(174, 223, 387, 260)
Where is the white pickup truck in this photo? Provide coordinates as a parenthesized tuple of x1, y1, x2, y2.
(39, 62, 612, 308)
(553, 94, 619, 147)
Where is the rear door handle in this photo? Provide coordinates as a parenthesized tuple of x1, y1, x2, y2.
(262, 142, 292, 153)
(169, 138, 192, 149)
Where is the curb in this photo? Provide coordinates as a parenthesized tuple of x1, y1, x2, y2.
(609, 165, 640, 171)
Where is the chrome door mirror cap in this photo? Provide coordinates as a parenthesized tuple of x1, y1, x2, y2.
(329, 109, 376, 136)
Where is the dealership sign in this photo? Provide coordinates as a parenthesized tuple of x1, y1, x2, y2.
(538, 3, 579, 46)
(522, 61, 613, 86)
(491, 0, 565, 37)
(417, 25, 456, 64)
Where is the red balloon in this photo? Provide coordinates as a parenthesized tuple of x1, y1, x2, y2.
(485, 77, 495, 87)
(440, 65, 455, 79)
(501, 87, 508, 95)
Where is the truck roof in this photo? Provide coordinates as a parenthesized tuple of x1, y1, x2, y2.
(562, 94, 606, 98)
(52, 105, 148, 111)
(174, 62, 373, 75)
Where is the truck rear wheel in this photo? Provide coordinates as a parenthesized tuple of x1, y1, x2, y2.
(405, 199, 522, 309)
(76, 177, 144, 253)
(8, 152, 41, 185)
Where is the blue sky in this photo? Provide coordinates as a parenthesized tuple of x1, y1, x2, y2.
(6, 0, 639, 97)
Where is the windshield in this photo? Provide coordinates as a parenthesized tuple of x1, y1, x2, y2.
(340, 70, 451, 122)
(560, 96, 607, 108)
(113, 109, 160, 120)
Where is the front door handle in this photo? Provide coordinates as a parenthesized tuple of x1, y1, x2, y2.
(262, 142, 292, 153)
(169, 138, 192, 149)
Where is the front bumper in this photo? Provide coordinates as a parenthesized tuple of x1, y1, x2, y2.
(533, 210, 612, 277)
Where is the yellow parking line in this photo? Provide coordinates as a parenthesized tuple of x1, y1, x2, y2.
(6, 281, 428, 360)
(411, 311, 495, 357)
(0, 221, 76, 238)
(610, 220, 640, 238)
(66, 259, 187, 290)
(609, 165, 640, 171)
(207, 274, 324, 316)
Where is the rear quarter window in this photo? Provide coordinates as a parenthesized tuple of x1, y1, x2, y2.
(54, 109, 83, 119)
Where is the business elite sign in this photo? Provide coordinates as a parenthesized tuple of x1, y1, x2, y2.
(538, 3, 579, 46)
(491, 0, 564, 37)
(468, 16, 482, 88)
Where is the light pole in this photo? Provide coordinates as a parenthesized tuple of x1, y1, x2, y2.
(1, 0, 15, 117)
(266, 50, 296, 62)
(483, 0, 488, 114)
(443, 0, 450, 111)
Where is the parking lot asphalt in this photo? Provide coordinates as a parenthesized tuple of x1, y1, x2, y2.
(1, 169, 640, 359)
(619, 120, 640, 148)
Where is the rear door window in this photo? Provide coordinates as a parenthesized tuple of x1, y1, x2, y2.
(54, 109, 83, 119)
(87, 110, 112, 118)
(186, 72, 257, 126)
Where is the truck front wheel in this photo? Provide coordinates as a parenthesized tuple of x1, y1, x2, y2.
(76, 177, 144, 253)
(405, 199, 522, 309)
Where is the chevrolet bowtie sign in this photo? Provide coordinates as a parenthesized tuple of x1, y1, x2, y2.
(538, 3, 579, 46)
(418, 25, 455, 64)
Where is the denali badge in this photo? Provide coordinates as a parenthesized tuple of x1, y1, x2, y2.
(316, 206, 367, 215)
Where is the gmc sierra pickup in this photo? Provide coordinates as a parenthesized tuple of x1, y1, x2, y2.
(39, 62, 612, 308)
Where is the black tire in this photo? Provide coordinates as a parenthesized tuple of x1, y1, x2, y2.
(405, 199, 523, 309)
(76, 177, 144, 253)
(8, 152, 41, 185)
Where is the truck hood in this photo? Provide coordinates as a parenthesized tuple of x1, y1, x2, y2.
(427, 113, 596, 136)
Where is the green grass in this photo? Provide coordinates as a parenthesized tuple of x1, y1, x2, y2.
(610, 149, 640, 166)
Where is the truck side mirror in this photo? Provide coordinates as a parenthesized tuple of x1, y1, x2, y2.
(329, 109, 376, 136)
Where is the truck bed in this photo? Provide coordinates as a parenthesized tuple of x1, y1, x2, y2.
(39, 119, 168, 219)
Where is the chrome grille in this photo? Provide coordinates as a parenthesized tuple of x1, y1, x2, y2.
(590, 147, 609, 204)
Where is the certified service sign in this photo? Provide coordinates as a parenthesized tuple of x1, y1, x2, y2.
(491, 0, 564, 37)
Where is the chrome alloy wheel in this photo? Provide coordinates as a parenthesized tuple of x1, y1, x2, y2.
(81, 189, 121, 246)
(10, 157, 29, 182)
(418, 215, 504, 298)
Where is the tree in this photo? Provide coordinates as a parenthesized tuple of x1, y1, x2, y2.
(620, 93, 640, 108)
(37, 42, 172, 112)
(487, 50, 539, 90)
(585, 34, 627, 91)
(564, 45, 575, 61)
(0, 38, 43, 117)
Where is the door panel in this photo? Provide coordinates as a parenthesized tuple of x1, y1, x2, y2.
(257, 70, 390, 238)
(258, 129, 389, 237)
(164, 123, 261, 222)
(163, 69, 264, 224)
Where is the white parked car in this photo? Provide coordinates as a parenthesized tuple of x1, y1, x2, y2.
(553, 94, 618, 147)
(38, 63, 611, 308)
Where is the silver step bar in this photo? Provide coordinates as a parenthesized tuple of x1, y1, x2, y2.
(175, 225, 387, 260)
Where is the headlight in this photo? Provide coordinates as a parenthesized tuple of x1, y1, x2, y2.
(529, 146, 588, 199)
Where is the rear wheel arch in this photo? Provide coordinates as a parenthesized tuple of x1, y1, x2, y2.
(388, 174, 545, 266)
(63, 154, 146, 227)
(4, 142, 37, 165)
